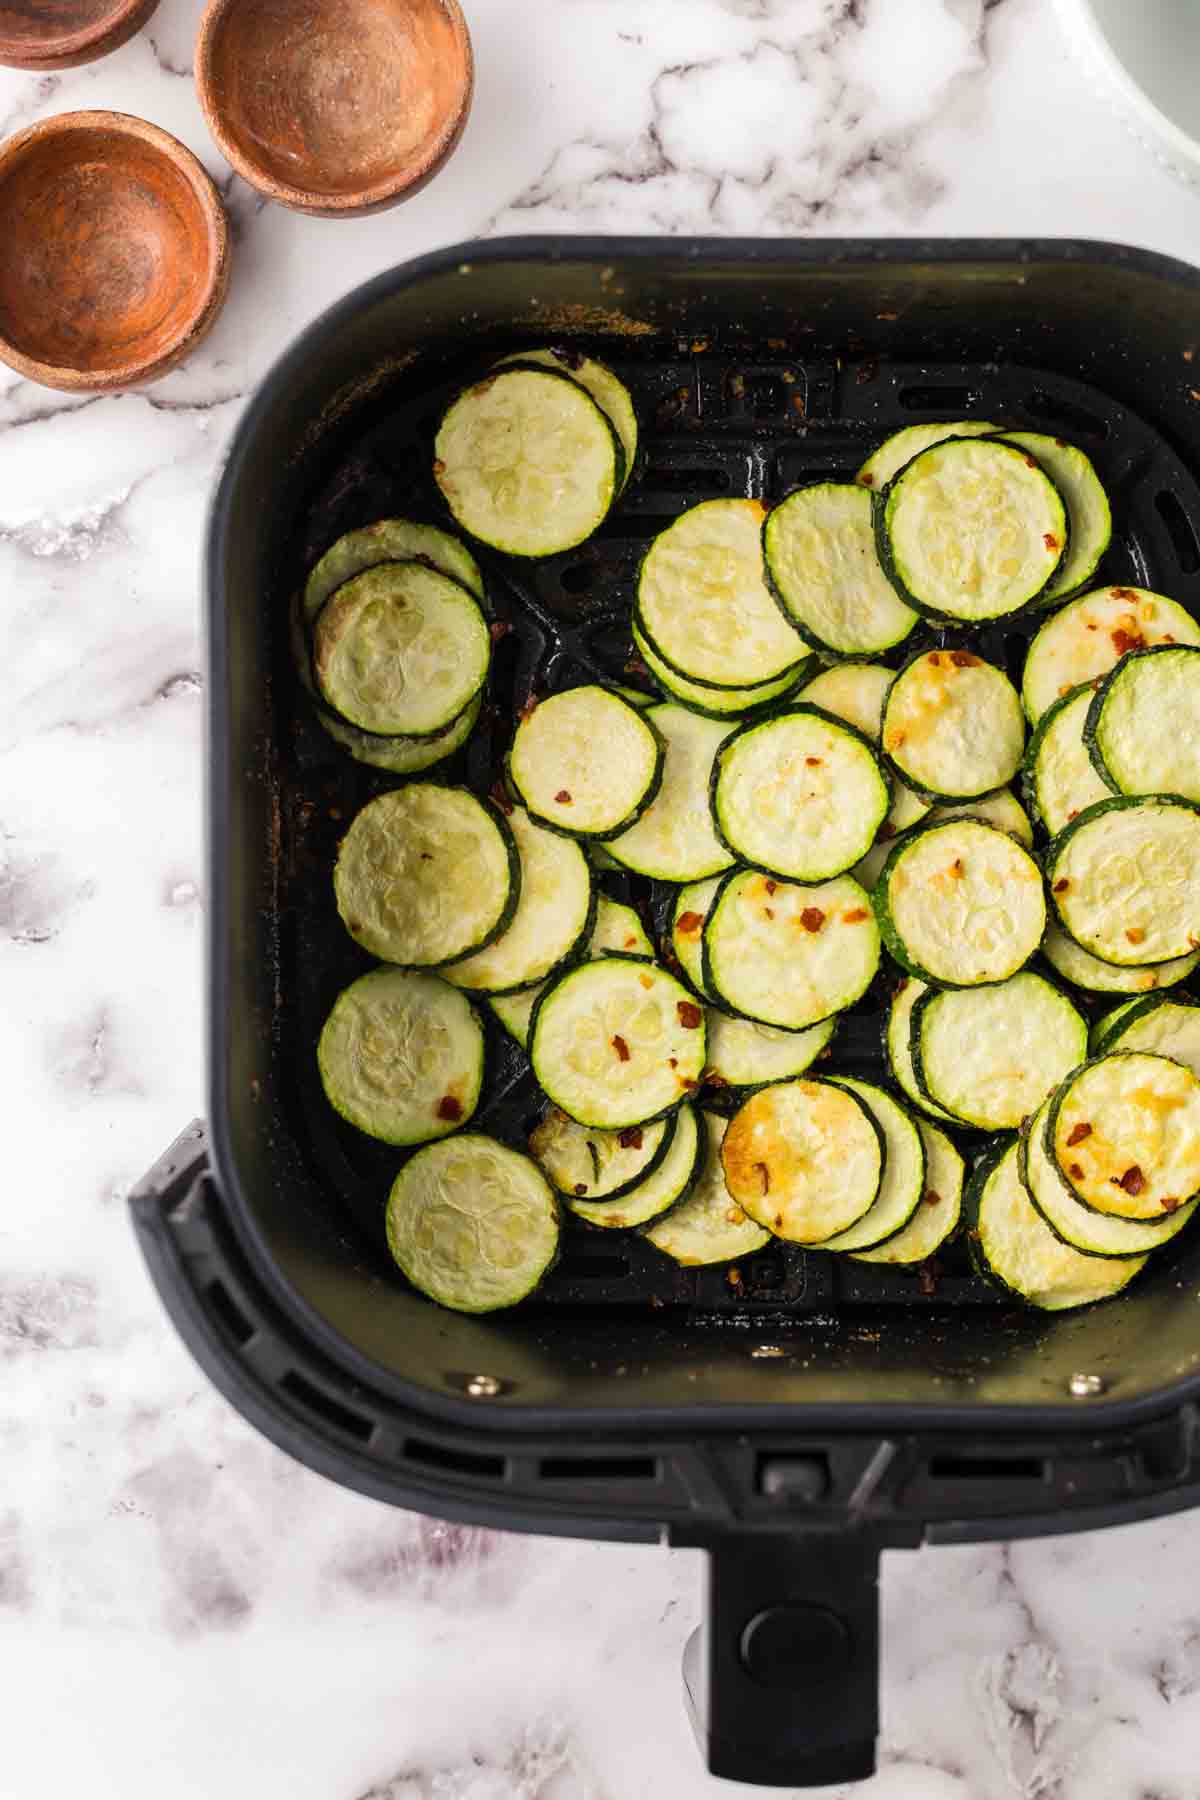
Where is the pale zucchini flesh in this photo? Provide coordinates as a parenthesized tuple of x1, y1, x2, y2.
(882, 649, 1025, 801)
(856, 420, 998, 492)
(1047, 795, 1200, 966)
(644, 1110, 769, 1265)
(509, 685, 663, 838)
(632, 620, 810, 719)
(976, 1139, 1145, 1310)
(530, 955, 706, 1128)
(572, 1102, 702, 1230)
(487, 897, 651, 1049)
(1087, 644, 1200, 803)
(435, 367, 619, 557)
(494, 347, 637, 491)
(763, 481, 918, 655)
(1021, 586, 1200, 723)
(924, 786, 1033, 846)
(880, 437, 1067, 621)
(820, 1077, 926, 1252)
(606, 703, 736, 882)
(874, 818, 1045, 987)
(318, 968, 484, 1146)
(911, 971, 1087, 1131)
(885, 978, 958, 1123)
(853, 779, 932, 892)
(722, 1078, 882, 1245)
(334, 785, 517, 967)
(713, 705, 890, 881)
(1021, 1099, 1199, 1257)
(671, 877, 720, 1000)
(1001, 432, 1112, 606)
(1022, 683, 1109, 836)
(705, 869, 880, 1029)
(703, 1009, 835, 1090)
(386, 1136, 559, 1313)
(1092, 995, 1200, 1078)
(1047, 1051, 1200, 1220)
(529, 1107, 672, 1201)
(319, 691, 482, 775)
(1042, 921, 1200, 994)
(851, 1122, 964, 1266)
(303, 518, 484, 632)
(443, 805, 592, 995)
(636, 498, 808, 689)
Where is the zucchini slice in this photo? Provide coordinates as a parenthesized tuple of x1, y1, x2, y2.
(1000, 432, 1112, 607)
(494, 347, 637, 491)
(852, 783, 932, 892)
(873, 817, 1045, 988)
(704, 868, 880, 1029)
(1086, 644, 1200, 802)
(882, 649, 1025, 802)
(509, 686, 664, 839)
(335, 785, 518, 967)
(820, 1077, 926, 1253)
(435, 366, 621, 557)
(313, 560, 490, 737)
(1042, 921, 1200, 995)
(878, 437, 1067, 622)
(636, 498, 808, 690)
(1021, 585, 1200, 723)
(671, 877, 720, 1000)
(303, 518, 484, 633)
(486, 984, 539, 1050)
(319, 692, 482, 775)
(712, 705, 890, 881)
(529, 1106, 673, 1202)
(317, 968, 484, 1146)
(1046, 1050, 1200, 1220)
(910, 971, 1087, 1131)
(1046, 795, 1200, 966)
(856, 420, 998, 492)
(487, 897, 650, 1048)
(884, 978, 957, 1123)
(632, 621, 811, 720)
(924, 786, 1033, 846)
(1021, 1098, 1199, 1257)
(974, 1138, 1146, 1309)
(606, 703, 736, 882)
(763, 481, 918, 655)
(1091, 994, 1200, 1076)
(572, 1102, 702, 1230)
(530, 954, 706, 1129)
(386, 1135, 559, 1313)
(644, 1110, 769, 1265)
(442, 805, 592, 995)
(1021, 683, 1110, 836)
(721, 1078, 883, 1245)
(851, 1122, 964, 1267)
(704, 1009, 835, 1090)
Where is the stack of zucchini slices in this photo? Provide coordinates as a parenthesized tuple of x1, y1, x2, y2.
(308, 375, 1200, 1315)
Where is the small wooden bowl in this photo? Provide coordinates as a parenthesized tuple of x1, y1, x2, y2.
(0, 111, 230, 393)
(0, 0, 161, 70)
(195, 0, 473, 218)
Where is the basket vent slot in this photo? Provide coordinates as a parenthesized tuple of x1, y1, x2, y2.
(558, 1252, 630, 1280)
(405, 1437, 506, 1479)
(206, 1279, 255, 1348)
(641, 464, 732, 495)
(281, 1370, 374, 1443)
(928, 1453, 1046, 1483)
(897, 385, 979, 412)
(539, 1454, 658, 1482)
(1154, 488, 1200, 573)
(1022, 389, 1110, 440)
(560, 562, 597, 593)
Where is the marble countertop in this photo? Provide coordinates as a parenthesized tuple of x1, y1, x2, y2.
(6, 2, 1200, 1795)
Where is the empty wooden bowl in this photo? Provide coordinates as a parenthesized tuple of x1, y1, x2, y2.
(195, 0, 473, 217)
(0, 112, 230, 393)
(0, 0, 161, 70)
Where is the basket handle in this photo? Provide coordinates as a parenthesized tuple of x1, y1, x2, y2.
(682, 1528, 881, 1787)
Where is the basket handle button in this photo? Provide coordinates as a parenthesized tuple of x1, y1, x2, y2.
(740, 1604, 853, 1689)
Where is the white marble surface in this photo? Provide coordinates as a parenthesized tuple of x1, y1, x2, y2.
(5, 2, 1200, 1795)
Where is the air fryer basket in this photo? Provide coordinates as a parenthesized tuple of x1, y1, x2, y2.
(133, 240, 1200, 1786)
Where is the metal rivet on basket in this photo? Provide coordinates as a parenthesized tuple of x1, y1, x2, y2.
(1068, 1372, 1106, 1397)
(750, 1344, 787, 1360)
(464, 1373, 504, 1398)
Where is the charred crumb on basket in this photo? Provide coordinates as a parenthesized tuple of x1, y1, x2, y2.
(488, 619, 511, 643)
(517, 694, 539, 722)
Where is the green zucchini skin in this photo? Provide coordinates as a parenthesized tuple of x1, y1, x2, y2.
(632, 619, 814, 720)
(962, 1135, 1015, 1292)
(571, 1103, 704, 1231)
(996, 431, 1112, 607)
(1020, 680, 1109, 835)
(529, 1106, 677, 1204)
(1044, 792, 1200, 967)
(1083, 642, 1200, 799)
(1090, 992, 1200, 1066)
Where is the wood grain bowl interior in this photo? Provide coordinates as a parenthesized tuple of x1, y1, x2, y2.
(196, 0, 473, 216)
(0, 0, 161, 69)
(0, 112, 230, 392)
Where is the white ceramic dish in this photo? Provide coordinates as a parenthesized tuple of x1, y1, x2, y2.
(1054, 0, 1200, 189)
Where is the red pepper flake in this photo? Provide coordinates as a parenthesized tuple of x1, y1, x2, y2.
(554, 789, 572, 804)
(618, 1126, 644, 1150)
(924, 1189, 941, 1208)
(950, 650, 979, 668)
(805, 756, 823, 767)
(432, 458, 446, 476)
(1162, 1196, 1183, 1214)
(573, 1183, 588, 1196)
(676, 911, 704, 935)
(677, 1000, 703, 1029)
(877, 309, 898, 321)
(1069, 1162, 1084, 1179)
(1126, 927, 1146, 945)
(1067, 1122, 1092, 1146)
(917, 1261, 940, 1297)
(1086, 622, 1097, 631)
(950, 859, 965, 878)
(436, 1095, 464, 1122)
(1164, 634, 1177, 644)
(774, 1213, 784, 1230)
(1044, 534, 1060, 552)
(800, 907, 825, 933)
(1110, 587, 1137, 600)
(1023, 454, 1039, 469)
(861, 471, 875, 486)
(928, 652, 940, 666)
(624, 657, 650, 679)
(843, 907, 869, 923)
(705, 1072, 729, 1089)
(681, 1076, 699, 1090)
(489, 780, 514, 817)
(764, 907, 775, 919)
(753, 1162, 771, 1196)
(725, 1264, 743, 1287)
(1067, 809, 1080, 822)
(420, 851, 433, 862)
(1115, 1165, 1146, 1196)
(668, 1057, 678, 1069)
(489, 619, 512, 643)
(518, 694, 539, 721)
(611, 1034, 630, 1062)
(765, 879, 777, 895)
(1053, 877, 1070, 894)
(1112, 628, 1145, 655)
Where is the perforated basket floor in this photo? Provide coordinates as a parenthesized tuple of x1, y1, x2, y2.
(275, 342, 1200, 1321)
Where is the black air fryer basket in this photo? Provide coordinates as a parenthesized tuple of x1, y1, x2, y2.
(132, 239, 1200, 1788)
